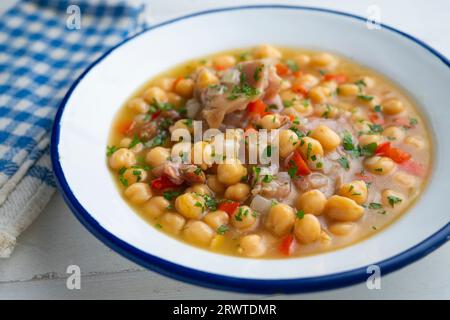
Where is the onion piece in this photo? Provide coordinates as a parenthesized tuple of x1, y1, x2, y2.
(186, 99, 201, 118)
(250, 195, 273, 215)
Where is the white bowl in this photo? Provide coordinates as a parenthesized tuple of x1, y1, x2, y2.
(51, 5, 450, 293)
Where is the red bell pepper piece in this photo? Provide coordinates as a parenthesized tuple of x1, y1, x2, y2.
(292, 83, 308, 96)
(218, 201, 240, 216)
(290, 150, 311, 176)
(151, 176, 179, 190)
(247, 99, 266, 116)
(369, 112, 385, 125)
(400, 160, 426, 177)
(324, 74, 347, 84)
(279, 235, 295, 256)
(275, 63, 290, 76)
(376, 142, 411, 163)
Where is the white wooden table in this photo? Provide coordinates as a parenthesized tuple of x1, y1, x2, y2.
(1, 0, 449, 299)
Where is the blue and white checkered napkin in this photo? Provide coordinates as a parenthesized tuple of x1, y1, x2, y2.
(0, 0, 147, 257)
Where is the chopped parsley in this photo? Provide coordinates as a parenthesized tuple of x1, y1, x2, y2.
(253, 64, 264, 81)
(128, 134, 141, 149)
(337, 156, 350, 170)
(374, 105, 382, 113)
(360, 142, 378, 157)
(296, 210, 305, 219)
(368, 124, 384, 134)
(228, 66, 260, 100)
(368, 202, 383, 210)
(306, 142, 313, 160)
(387, 195, 402, 208)
(290, 127, 305, 139)
(155, 223, 162, 229)
(262, 174, 275, 183)
(202, 194, 217, 211)
(357, 95, 374, 101)
(217, 225, 229, 235)
(118, 167, 128, 187)
(288, 163, 298, 178)
(285, 59, 299, 72)
(163, 190, 181, 201)
(106, 145, 118, 157)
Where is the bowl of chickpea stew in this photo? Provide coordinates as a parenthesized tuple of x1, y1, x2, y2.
(51, 6, 450, 293)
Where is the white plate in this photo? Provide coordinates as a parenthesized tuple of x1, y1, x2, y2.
(51, 5, 450, 293)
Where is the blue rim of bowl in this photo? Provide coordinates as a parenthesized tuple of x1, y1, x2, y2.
(50, 5, 450, 294)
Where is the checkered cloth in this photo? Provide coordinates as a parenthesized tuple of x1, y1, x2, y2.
(0, 0, 147, 257)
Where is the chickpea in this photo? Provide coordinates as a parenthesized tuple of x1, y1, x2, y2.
(153, 77, 175, 91)
(364, 156, 395, 175)
(329, 222, 356, 236)
(143, 86, 168, 104)
(381, 189, 405, 208)
(167, 92, 184, 108)
(383, 126, 405, 141)
(212, 55, 236, 70)
(314, 104, 339, 119)
(239, 234, 266, 257)
(203, 210, 229, 230)
(192, 141, 215, 170)
(127, 97, 149, 114)
(310, 52, 337, 69)
(170, 118, 194, 134)
(124, 182, 152, 204)
(146, 147, 170, 167)
(160, 212, 186, 235)
(123, 167, 147, 185)
(293, 54, 310, 67)
(171, 142, 192, 162)
(142, 196, 170, 219)
(279, 129, 299, 158)
(394, 172, 417, 189)
(405, 136, 425, 150)
(381, 99, 405, 115)
(185, 183, 211, 196)
(308, 86, 330, 104)
(174, 78, 195, 98)
(321, 80, 338, 92)
(207, 175, 226, 194)
(310, 125, 341, 151)
(338, 84, 359, 97)
(230, 205, 258, 230)
(359, 134, 381, 146)
(298, 137, 324, 160)
(196, 68, 219, 90)
(259, 114, 283, 130)
(336, 101, 353, 111)
(183, 220, 214, 246)
(338, 180, 368, 205)
(324, 195, 365, 222)
(253, 44, 282, 59)
(175, 192, 205, 219)
(294, 74, 319, 88)
(265, 203, 296, 236)
(280, 91, 314, 116)
(294, 214, 321, 244)
(217, 159, 247, 185)
(109, 148, 136, 170)
(294, 189, 327, 215)
(119, 137, 132, 148)
(224, 183, 250, 202)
